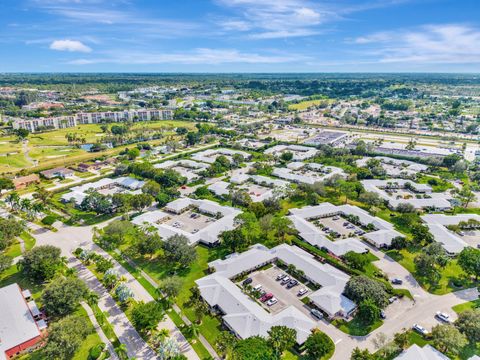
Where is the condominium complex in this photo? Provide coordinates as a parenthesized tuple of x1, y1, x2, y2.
(12, 108, 173, 132)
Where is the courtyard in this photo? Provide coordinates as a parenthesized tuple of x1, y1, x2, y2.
(163, 209, 217, 234)
(312, 215, 368, 239)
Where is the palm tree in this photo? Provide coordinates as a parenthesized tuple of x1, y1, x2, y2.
(33, 186, 52, 207)
(6, 192, 20, 212)
(115, 343, 129, 360)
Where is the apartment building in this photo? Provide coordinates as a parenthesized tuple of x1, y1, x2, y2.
(12, 109, 173, 132)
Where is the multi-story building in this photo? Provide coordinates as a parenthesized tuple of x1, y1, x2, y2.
(12, 109, 173, 132)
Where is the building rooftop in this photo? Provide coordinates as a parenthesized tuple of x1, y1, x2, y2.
(395, 344, 449, 360)
(0, 284, 42, 360)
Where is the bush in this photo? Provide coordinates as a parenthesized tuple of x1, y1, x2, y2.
(41, 215, 57, 225)
(88, 343, 105, 360)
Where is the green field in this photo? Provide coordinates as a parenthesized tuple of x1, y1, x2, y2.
(289, 99, 330, 110)
(0, 120, 197, 173)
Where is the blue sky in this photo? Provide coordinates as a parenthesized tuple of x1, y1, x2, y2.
(1, 0, 479, 72)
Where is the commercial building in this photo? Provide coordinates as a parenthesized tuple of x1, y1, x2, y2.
(12, 109, 173, 132)
(361, 179, 452, 210)
(196, 243, 356, 344)
(131, 198, 242, 246)
(289, 203, 403, 255)
(272, 162, 345, 185)
(0, 284, 46, 359)
(421, 214, 480, 255)
(304, 131, 350, 147)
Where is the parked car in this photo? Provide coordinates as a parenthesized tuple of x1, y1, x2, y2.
(276, 273, 286, 281)
(391, 278, 403, 285)
(287, 280, 298, 289)
(260, 293, 274, 302)
(253, 284, 262, 291)
(242, 278, 252, 286)
(435, 311, 451, 323)
(380, 310, 386, 319)
(281, 276, 291, 285)
(413, 324, 429, 336)
(311, 309, 323, 320)
(297, 288, 308, 296)
(266, 298, 278, 306)
(388, 296, 398, 303)
(258, 290, 266, 297)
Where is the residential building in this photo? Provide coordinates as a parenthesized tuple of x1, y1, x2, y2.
(12, 174, 40, 190)
(153, 159, 209, 182)
(190, 148, 251, 164)
(0, 284, 47, 359)
(12, 109, 173, 132)
(421, 214, 480, 255)
(131, 198, 242, 246)
(361, 179, 452, 210)
(39, 167, 74, 179)
(196, 243, 355, 344)
(395, 344, 449, 360)
(264, 144, 319, 161)
(272, 162, 345, 185)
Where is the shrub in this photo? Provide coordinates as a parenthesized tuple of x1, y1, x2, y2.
(41, 215, 57, 225)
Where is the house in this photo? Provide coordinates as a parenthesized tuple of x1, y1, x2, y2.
(195, 243, 356, 344)
(190, 148, 251, 164)
(0, 284, 47, 359)
(395, 344, 449, 360)
(12, 174, 40, 190)
(40, 167, 74, 179)
(153, 159, 209, 182)
(264, 145, 319, 161)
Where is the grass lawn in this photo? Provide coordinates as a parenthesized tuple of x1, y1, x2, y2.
(333, 316, 383, 336)
(20, 231, 36, 251)
(288, 99, 330, 111)
(386, 247, 476, 295)
(452, 299, 480, 313)
(0, 265, 43, 299)
(5, 241, 22, 258)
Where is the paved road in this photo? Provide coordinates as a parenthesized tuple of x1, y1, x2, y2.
(31, 221, 198, 359)
(81, 302, 119, 360)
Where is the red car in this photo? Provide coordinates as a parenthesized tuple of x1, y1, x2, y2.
(260, 293, 273, 302)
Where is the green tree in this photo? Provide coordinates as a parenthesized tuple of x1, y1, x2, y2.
(232, 336, 273, 360)
(222, 228, 247, 253)
(431, 324, 467, 355)
(41, 276, 87, 317)
(357, 299, 380, 324)
(455, 309, 480, 343)
(344, 275, 389, 308)
(158, 276, 183, 299)
(267, 325, 297, 358)
(216, 331, 238, 359)
(162, 234, 197, 269)
(42, 315, 92, 360)
(131, 301, 165, 334)
(303, 330, 334, 360)
(0, 177, 14, 193)
(18, 245, 64, 281)
(458, 247, 480, 280)
(343, 252, 369, 271)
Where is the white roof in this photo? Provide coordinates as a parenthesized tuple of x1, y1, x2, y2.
(361, 179, 452, 210)
(198, 243, 356, 338)
(272, 163, 345, 185)
(289, 203, 403, 251)
(132, 198, 242, 246)
(208, 181, 231, 197)
(191, 148, 251, 164)
(0, 284, 41, 360)
(265, 145, 319, 161)
(60, 176, 144, 204)
(422, 214, 480, 254)
(395, 344, 449, 360)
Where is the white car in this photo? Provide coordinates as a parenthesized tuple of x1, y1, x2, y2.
(413, 324, 429, 336)
(266, 298, 278, 306)
(435, 311, 451, 323)
(297, 288, 308, 296)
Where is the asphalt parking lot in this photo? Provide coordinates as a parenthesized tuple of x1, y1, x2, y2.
(314, 216, 365, 237)
(247, 266, 310, 315)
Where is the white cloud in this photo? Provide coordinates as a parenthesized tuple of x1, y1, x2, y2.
(50, 39, 92, 52)
(69, 48, 306, 65)
(354, 24, 480, 64)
